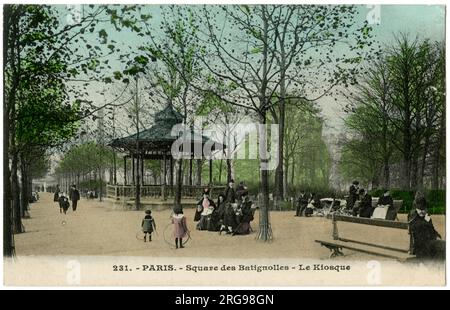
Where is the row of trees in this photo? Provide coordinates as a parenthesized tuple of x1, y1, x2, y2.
(3, 4, 149, 256)
(4, 4, 375, 253)
(208, 101, 331, 193)
(105, 5, 374, 240)
(340, 35, 445, 190)
(54, 142, 114, 199)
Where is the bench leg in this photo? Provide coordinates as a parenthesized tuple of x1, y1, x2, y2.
(322, 244, 344, 258)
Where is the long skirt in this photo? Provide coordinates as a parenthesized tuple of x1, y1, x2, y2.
(234, 222, 251, 235)
(196, 215, 208, 230)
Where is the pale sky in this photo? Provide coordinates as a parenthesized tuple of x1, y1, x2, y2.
(57, 4, 445, 139)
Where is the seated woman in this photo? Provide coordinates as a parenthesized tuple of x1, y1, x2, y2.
(358, 189, 373, 218)
(209, 194, 225, 232)
(372, 190, 393, 219)
(195, 188, 216, 231)
(233, 193, 254, 235)
(408, 192, 445, 260)
(220, 203, 239, 234)
(305, 193, 320, 217)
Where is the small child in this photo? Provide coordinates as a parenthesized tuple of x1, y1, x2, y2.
(171, 208, 189, 249)
(141, 210, 156, 242)
(58, 193, 70, 214)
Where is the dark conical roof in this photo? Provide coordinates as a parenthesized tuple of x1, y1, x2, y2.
(154, 104, 183, 126)
(109, 104, 224, 156)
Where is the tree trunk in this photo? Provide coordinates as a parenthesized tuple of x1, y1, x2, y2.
(431, 116, 444, 189)
(189, 158, 193, 186)
(226, 158, 234, 184)
(257, 114, 272, 241)
(382, 156, 390, 189)
(3, 25, 13, 252)
(418, 137, 429, 190)
(218, 159, 223, 184)
(290, 157, 295, 188)
(174, 159, 183, 208)
(11, 151, 22, 234)
(113, 151, 117, 185)
(410, 154, 418, 190)
(283, 157, 288, 199)
(196, 159, 202, 186)
(99, 168, 104, 202)
(20, 154, 29, 218)
(274, 98, 286, 200)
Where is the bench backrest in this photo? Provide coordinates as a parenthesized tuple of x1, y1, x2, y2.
(332, 214, 408, 230)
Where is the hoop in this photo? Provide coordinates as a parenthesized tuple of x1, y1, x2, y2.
(163, 222, 191, 247)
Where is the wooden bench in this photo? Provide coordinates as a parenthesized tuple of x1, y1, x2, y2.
(316, 214, 415, 262)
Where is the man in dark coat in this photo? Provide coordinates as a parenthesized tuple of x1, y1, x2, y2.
(54, 184, 60, 202)
(352, 188, 365, 216)
(70, 185, 80, 212)
(347, 181, 359, 210)
(235, 181, 248, 202)
(358, 189, 373, 218)
(408, 195, 444, 259)
(296, 191, 308, 217)
(224, 179, 236, 204)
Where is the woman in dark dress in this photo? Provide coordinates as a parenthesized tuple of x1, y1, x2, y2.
(221, 203, 239, 234)
(358, 189, 373, 218)
(233, 195, 254, 235)
(210, 194, 225, 232)
(408, 192, 444, 259)
(195, 188, 215, 230)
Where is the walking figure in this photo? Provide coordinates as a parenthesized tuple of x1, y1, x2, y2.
(70, 185, 80, 212)
(172, 208, 189, 249)
(141, 210, 156, 242)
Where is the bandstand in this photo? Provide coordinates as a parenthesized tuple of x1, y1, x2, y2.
(107, 104, 225, 208)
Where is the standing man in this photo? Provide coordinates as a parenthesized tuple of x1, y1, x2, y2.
(54, 184, 60, 202)
(224, 179, 236, 203)
(296, 190, 308, 217)
(70, 185, 80, 212)
(347, 181, 359, 210)
(235, 181, 248, 202)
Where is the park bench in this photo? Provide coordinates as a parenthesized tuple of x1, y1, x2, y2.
(316, 213, 415, 262)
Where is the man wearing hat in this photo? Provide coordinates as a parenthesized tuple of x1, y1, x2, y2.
(408, 192, 444, 259)
(347, 181, 359, 210)
(224, 179, 236, 203)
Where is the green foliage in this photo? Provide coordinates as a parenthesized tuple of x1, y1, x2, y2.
(368, 189, 445, 215)
(340, 35, 445, 189)
(78, 179, 107, 191)
(28, 150, 51, 179)
(55, 142, 114, 177)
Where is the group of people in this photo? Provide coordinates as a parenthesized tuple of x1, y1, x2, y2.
(53, 184, 80, 214)
(295, 192, 321, 217)
(139, 180, 255, 250)
(347, 181, 396, 219)
(194, 180, 255, 235)
(347, 180, 444, 260)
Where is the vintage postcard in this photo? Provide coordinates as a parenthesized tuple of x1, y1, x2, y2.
(2, 1, 447, 289)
